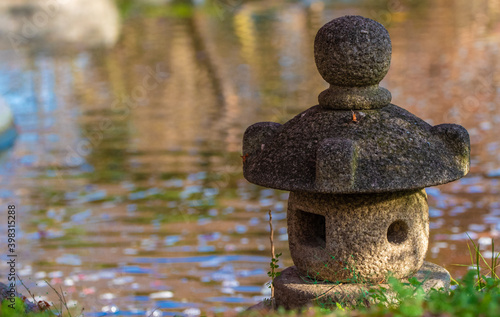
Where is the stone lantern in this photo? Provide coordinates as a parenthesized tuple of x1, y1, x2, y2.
(243, 16, 470, 308)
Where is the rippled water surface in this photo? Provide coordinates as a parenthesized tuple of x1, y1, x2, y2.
(1, 0, 500, 315)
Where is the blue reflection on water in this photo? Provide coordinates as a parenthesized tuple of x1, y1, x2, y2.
(237, 268, 266, 277)
(232, 285, 262, 293)
(155, 300, 197, 309)
(487, 168, 500, 177)
(205, 296, 256, 304)
(0, 189, 13, 198)
(134, 255, 268, 264)
(0, 127, 16, 151)
(128, 296, 150, 301)
(121, 266, 153, 274)
(86, 308, 187, 316)
(429, 208, 443, 218)
(85, 311, 145, 316)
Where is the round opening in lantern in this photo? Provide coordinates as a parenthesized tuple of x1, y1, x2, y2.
(387, 220, 409, 245)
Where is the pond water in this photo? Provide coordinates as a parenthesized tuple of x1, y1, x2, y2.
(1, 0, 500, 316)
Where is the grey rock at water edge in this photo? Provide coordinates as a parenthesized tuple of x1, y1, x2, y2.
(0, 282, 39, 313)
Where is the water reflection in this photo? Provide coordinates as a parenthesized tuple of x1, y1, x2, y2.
(0, 0, 120, 51)
(0, 99, 16, 152)
(0, 0, 500, 315)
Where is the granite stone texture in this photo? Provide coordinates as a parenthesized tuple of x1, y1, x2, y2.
(314, 16, 392, 109)
(318, 84, 392, 110)
(287, 190, 429, 282)
(242, 14, 470, 307)
(242, 15, 470, 194)
(274, 262, 451, 310)
(314, 16, 391, 88)
(243, 104, 470, 194)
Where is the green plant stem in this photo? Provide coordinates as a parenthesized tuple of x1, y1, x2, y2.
(269, 210, 275, 298)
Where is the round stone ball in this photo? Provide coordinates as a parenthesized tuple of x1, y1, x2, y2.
(314, 15, 392, 87)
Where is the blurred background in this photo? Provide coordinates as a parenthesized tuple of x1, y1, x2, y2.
(0, 0, 500, 315)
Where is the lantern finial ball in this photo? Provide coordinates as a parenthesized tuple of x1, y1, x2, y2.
(314, 15, 392, 87)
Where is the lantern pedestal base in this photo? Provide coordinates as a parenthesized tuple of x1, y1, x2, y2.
(272, 261, 450, 310)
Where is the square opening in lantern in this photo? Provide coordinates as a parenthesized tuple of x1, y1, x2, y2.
(295, 209, 326, 249)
